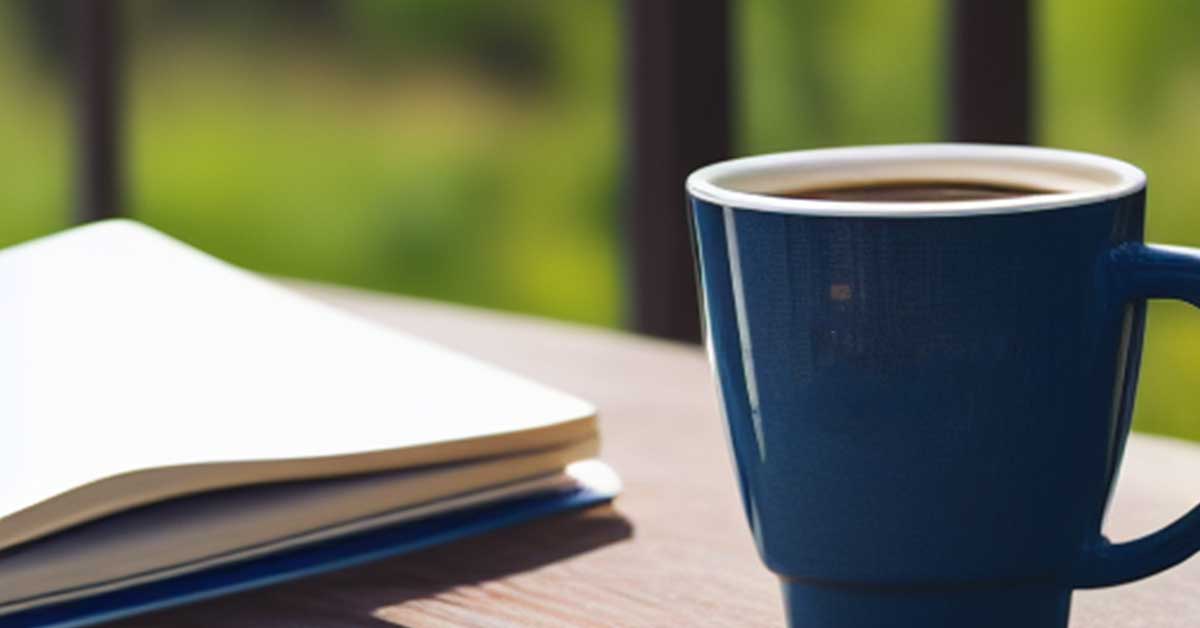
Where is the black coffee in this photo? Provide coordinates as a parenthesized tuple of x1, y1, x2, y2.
(772, 180, 1057, 202)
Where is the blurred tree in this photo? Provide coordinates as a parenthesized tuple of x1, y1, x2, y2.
(12, 1, 70, 70)
(339, 0, 555, 88)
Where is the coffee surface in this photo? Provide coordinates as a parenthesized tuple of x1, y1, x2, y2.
(771, 180, 1056, 202)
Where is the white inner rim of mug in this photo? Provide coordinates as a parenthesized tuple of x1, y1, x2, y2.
(686, 143, 1147, 217)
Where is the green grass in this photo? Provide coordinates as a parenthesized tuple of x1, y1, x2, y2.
(0, 2, 622, 328)
(124, 6, 622, 328)
(0, 25, 71, 245)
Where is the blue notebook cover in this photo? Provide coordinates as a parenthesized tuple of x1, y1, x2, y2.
(1, 482, 616, 628)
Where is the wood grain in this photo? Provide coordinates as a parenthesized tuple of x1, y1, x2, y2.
(111, 282, 1200, 627)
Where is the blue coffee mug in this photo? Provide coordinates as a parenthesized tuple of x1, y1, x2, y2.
(687, 144, 1200, 628)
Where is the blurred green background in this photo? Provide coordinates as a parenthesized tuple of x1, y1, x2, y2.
(2, 1, 1200, 441)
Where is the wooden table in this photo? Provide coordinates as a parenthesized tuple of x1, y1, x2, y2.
(115, 282, 1200, 627)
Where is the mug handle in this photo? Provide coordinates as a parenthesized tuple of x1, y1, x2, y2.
(1075, 242, 1200, 587)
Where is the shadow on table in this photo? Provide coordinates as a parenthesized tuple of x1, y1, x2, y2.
(110, 505, 633, 627)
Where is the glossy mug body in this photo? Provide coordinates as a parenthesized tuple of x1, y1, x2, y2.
(687, 145, 1200, 627)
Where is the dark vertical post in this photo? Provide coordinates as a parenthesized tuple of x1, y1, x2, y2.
(624, 0, 731, 342)
(948, 0, 1032, 144)
(75, 0, 123, 222)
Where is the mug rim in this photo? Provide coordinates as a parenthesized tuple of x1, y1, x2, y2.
(685, 143, 1147, 218)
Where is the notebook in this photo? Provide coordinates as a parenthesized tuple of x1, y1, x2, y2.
(0, 221, 618, 627)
